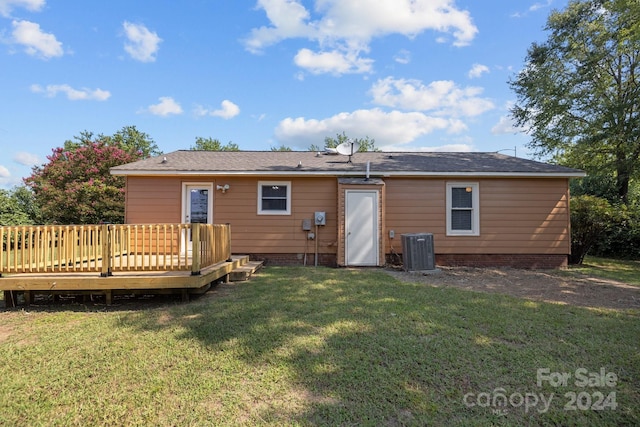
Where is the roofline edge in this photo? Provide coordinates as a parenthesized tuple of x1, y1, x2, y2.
(110, 170, 587, 178)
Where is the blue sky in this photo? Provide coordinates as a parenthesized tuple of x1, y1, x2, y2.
(0, 0, 568, 189)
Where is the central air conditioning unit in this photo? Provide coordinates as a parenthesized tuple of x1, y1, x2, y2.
(401, 233, 435, 271)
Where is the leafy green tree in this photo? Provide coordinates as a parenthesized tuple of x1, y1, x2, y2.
(64, 126, 161, 158)
(191, 137, 239, 151)
(25, 142, 139, 224)
(12, 185, 40, 224)
(569, 195, 619, 264)
(510, 0, 640, 204)
(0, 187, 35, 225)
(270, 145, 292, 151)
(108, 126, 161, 157)
(310, 132, 379, 152)
(24, 126, 158, 224)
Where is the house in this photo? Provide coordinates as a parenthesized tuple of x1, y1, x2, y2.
(110, 150, 585, 269)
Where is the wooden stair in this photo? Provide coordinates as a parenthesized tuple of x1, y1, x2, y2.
(229, 258, 263, 282)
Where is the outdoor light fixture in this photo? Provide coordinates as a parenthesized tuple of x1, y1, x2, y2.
(216, 184, 230, 193)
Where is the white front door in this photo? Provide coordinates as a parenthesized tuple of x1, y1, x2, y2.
(182, 184, 213, 252)
(345, 190, 379, 266)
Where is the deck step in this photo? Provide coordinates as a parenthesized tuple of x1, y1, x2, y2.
(229, 261, 263, 282)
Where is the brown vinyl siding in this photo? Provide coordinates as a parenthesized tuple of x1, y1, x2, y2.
(384, 177, 570, 255)
(125, 176, 338, 257)
(124, 175, 571, 265)
(125, 177, 182, 223)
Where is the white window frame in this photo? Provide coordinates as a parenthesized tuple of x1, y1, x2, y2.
(446, 182, 480, 236)
(258, 181, 291, 215)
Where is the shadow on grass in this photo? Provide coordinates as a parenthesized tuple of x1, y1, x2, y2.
(570, 257, 640, 287)
(118, 266, 640, 426)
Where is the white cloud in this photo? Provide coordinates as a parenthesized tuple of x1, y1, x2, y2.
(529, 0, 553, 12)
(243, 0, 313, 53)
(0, 0, 44, 17)
(274, 108, 465, 149)
(491, 115, 525, 135)
(245, 0, 477, 75)
(30, 84, 110, 101)
(122, 21, 162, 62)
(491, 101, 528, 134)
(394, 49, 411, 65)
(468, 63, 489, 79)
(379, 143, 474, 152)
(512, 0, 554, 18)
(144, 97, 183, 116)
(294, 48, 373, 75)
(13, 151, 39, 166)
(194, 100, 240, 119)
(0, 165, 20, 188)
(11, 19, 63, 59)
(370, 77, 495, 117)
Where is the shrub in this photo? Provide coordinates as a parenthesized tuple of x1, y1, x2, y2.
(569, 195, 618, 264)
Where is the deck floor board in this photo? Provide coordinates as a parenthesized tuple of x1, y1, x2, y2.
(0, 255, 249, 294)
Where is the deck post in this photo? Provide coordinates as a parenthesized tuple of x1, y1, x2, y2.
(100, 224, 111, 277)
(226, 223, 233, 262)
(3, 291, 16, 308)
(191, 223, 201, 276)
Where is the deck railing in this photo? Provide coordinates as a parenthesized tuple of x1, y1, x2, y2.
(0, 223, 231, 276)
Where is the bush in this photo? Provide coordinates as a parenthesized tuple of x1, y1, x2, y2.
(569, 195, 618, 264)
(590, 205, 640, 259)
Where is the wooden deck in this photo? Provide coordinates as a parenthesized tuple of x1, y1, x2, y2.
(1, 255, 255, 307)
(0, 223, 261, 307)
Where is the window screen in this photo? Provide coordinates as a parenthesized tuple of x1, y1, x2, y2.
(258, 182, 291, 214)
(261, 185, 288, 211)
(451, 187, 472, 230)
(447, 183, 479, 235)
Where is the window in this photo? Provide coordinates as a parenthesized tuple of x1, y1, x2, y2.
(446, 182, 479, 236)
(258, 181, 291, 215)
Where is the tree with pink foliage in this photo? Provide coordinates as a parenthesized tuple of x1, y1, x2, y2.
(25, 127, 159, 224)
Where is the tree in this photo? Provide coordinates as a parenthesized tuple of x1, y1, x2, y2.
(569, 195, 619, 264)
(310, 132, 379, 152)
(24, 126, 158, 224)
(11, 185, 40, 224)
(64, 126, 161, 158)
(25, 142, 140, 224)
(270, 145, 292, 151)
(108, 125, 162, 157)
(191, 137, 239, 151)
(0, 187, 36, 225)
(510, 0, 640, 204)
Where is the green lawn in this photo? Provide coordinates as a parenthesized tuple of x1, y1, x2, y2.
(1, 265, 638, 426)
(568, 256, 640, 286)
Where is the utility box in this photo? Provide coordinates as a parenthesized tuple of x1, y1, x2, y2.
(314, 211, 326, 226)
(401, 233, 435, 271)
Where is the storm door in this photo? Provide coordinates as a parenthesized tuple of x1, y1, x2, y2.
(182, 183, 213, 253)
(345, 190, 379, 266)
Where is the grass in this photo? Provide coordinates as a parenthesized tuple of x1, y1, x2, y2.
(1, 265, 639, 426)
(568, 256, 640, 286)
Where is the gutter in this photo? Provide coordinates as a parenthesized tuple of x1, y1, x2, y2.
(110, 169, 587, 179)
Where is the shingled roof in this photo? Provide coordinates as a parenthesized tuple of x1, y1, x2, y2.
(110, 150, 585, 178)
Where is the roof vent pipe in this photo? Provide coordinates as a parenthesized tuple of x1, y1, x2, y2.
(365, 161, 370, 181)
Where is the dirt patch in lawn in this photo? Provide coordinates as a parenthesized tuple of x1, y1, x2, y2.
(384, 267, 640, 311)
